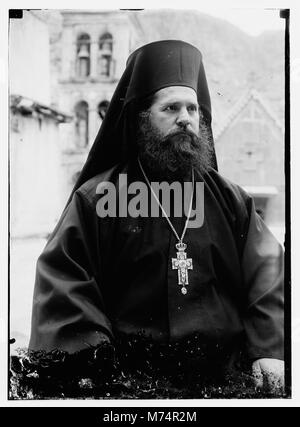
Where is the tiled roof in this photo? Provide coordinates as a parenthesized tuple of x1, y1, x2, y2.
(10, 94, 72, 123)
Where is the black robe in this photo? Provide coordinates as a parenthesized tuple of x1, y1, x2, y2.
(29, 161, 284, 365)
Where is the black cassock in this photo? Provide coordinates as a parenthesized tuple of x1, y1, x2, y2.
(29, 161, 284, 368)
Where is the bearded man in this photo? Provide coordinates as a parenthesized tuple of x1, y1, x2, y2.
(29, 40, 285, 394)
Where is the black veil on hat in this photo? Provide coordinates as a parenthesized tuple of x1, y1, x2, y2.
(70, 40, 217, 199)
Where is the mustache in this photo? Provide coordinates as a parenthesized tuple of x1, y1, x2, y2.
(163, 129, 197, 140)
(162, 129, 201, 150)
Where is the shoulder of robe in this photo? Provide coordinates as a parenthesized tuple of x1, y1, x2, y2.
(203, 167, 253, 220)
(74, 163, 128, 208)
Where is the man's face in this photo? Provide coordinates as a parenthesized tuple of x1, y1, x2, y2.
(137, 85, 212, 181)
(148, 86, 200, 137)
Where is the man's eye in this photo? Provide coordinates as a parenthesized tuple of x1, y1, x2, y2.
(188, 105, 198, 112)
(165, 105, 177, 111)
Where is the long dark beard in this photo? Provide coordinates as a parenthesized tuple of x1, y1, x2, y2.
(137, 112, 214, 181)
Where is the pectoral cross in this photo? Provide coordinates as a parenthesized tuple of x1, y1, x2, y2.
(172, 242, 193, 295)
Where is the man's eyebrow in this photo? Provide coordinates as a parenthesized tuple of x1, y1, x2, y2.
(159, 100, 199, 106)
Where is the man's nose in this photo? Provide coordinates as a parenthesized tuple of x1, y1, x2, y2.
(176, 108, 190, 128)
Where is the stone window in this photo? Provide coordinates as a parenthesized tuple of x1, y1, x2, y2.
(74, 101, 89, 148)
(98, 33, 113, 77)
(76, 33, 91, 78)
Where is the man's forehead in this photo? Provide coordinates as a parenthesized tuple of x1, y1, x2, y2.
(153, 86, 198, 103)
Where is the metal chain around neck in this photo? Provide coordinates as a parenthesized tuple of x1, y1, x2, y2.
(138, 158, 194, 244)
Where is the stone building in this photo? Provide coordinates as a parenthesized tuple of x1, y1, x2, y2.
(51, 10, 143, 202)
(9, 10, 70, 238)
(215, 89, 285, 235)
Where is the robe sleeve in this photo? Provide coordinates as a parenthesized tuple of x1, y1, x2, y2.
(242, 199, 284, 361)
(29, 189, 113, 354)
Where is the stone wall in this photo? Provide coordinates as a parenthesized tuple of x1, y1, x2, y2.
(215, 93, 285, 226)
